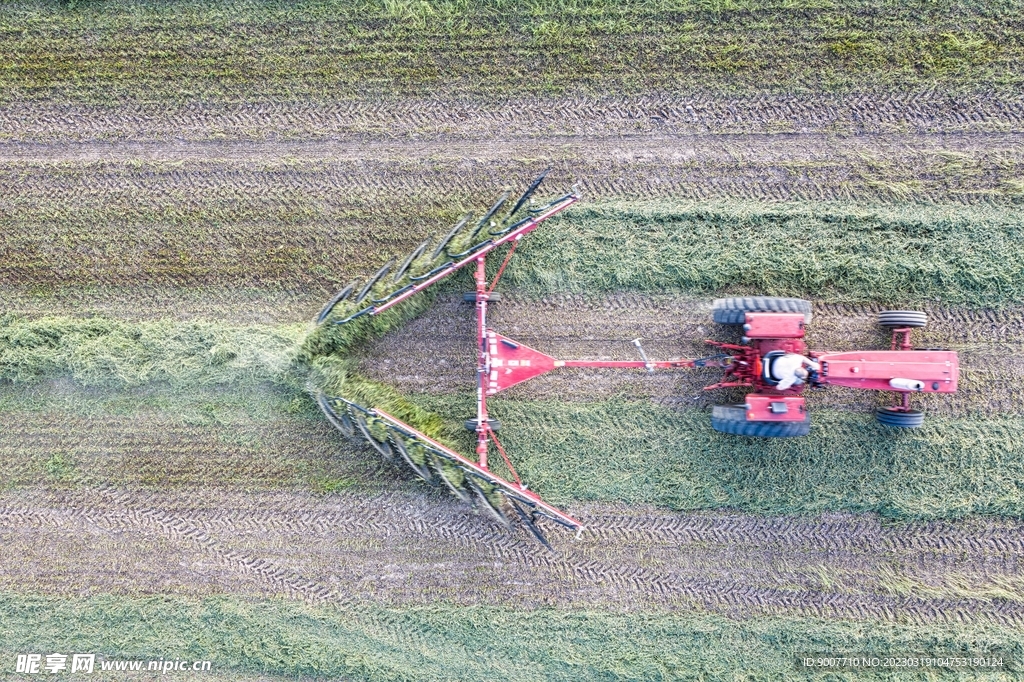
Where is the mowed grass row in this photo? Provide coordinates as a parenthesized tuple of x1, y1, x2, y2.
(422, 396, 1024, 520)
(5, 198, 1024, 307)
(0, 315, 304, 387)
(506, 200, 1024, 307)
(1, 593, 1020, 682)
(2, 0, 1023, 101)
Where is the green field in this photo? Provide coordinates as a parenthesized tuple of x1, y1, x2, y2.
(3, 0, 1024, 679)
(2, 593, 1021, 681)
(3, 0, 1023, 101)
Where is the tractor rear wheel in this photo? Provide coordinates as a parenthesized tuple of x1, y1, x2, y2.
(879, 310, 927, 328)
(712, 297, 812, 325)
(711, 404, 811, 438)
(463, 292, 502, 303)
(464, 418, 501, 432)
(876, 407, 925, 428)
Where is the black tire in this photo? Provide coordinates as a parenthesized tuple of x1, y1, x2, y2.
(876, 407, 925, 428)
(879, 311, 927, 328)
(712, 297, 812, 325)
(464, 418, 501, 432)
(462, 292, 502, 303)
(711, 404, 811, 438)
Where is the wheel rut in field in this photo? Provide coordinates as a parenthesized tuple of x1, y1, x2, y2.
(2, 487, 1023, 625)
(2, 94, 1022, 142)
(357, 294, 1024, 416)
(1, 132, 1021, 212)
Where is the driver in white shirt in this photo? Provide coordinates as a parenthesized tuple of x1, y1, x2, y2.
(772, 354, 821, 391)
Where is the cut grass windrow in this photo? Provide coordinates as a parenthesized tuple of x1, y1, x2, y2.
(0, 593, 1020, 682)
(0, 315, 304, 388)
(3, 307, 1024, 522)
(505, 200, 1024, 307)
(419, 396, 1024, 521)
(2, 0, 1023, 102)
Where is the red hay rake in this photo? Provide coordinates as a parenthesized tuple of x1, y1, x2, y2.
(313, 173, 960, 545)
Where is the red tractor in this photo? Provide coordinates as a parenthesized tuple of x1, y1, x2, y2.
(704, 297, 958, 436)
(312, 174, 960, 542)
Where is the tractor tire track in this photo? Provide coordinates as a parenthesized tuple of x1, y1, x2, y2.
(3, 97, 1022, 292)
(3, 487, 1024, 626)
(0, 488, 340, 605)
(0, 133, 1021, 210)
(1, 94, 1022, 142)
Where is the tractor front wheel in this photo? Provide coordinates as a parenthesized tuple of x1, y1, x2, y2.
(464, 418, 501, 432)
(879, 310, 927, 328)
(711, 404, 811, 438)
(712, 297, 812, 325)
(876, 407, 925, 428)
(463, 292, 502, 303)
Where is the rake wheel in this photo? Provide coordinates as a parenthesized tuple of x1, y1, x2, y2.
(316, 394, 355, 437)
(393, 437, 435, 483)
(470, 191, 510, 239)
(315, 281, 356, 324)
(393, 238, 431, 283)
(355, 414, 394, 461)
(467, 477, 511, 529)
(432, 458, 471, 503)
(506, 168, 550, 220)
(354, 258, 395, 305)
(431, 214, 471, 260)
(510, 499, 552, 550)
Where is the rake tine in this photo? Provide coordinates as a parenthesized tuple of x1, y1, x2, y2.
(393, 238, 431, 283)
(447, 238, 492, 260)
(409, 261, 454, 282)
(489, 216, 529, 237)
(506, 168, 549, 221)
(372, 283, 415, 305)
(470, 191, 510, 239)
(431, 214, 472, 260)
(354, 258, 395, 305)
(528, 192, 575, 215)
(510, 499, 553, 550)
(334, 306, 373, 325)
(315, 281, 357, 324)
